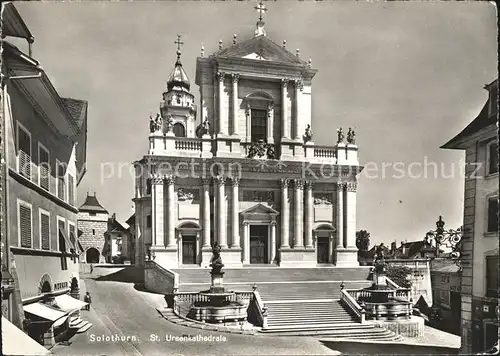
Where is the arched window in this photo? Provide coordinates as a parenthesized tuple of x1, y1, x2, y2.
(173, 123, 186, 137)
(244, 91, 274, 143)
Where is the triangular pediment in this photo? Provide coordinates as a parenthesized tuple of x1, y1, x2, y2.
(240, 203, 279, 216)
(215, 36, 306, 65)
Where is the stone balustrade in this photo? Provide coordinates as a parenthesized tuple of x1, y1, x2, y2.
(148, 135, 354, 164)
(341, 289, 366, 323)
(168, 290, 254, 316)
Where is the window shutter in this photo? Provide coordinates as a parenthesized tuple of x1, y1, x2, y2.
(489, 143, 499, 175)
(18, 128, 31, 179)
(69, 224, 76, 247)
(57, 164, 66, 200)
(19, 205, 32, 248)
(488, 198, 499, 232)
(39, 148, 50, 190)
(68, 174, 74, 206)
(41, 213, 50, 250)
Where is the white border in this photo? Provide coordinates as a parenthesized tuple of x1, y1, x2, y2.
(37, 142, 51, 191)
(17, 199, 33, 248)
(39, 208, 51, 250)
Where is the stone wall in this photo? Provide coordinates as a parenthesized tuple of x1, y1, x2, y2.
(144, 261, 178, 294)
(77, 212, 108, 262)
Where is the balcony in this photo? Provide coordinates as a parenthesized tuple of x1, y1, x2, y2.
(148, 133, 358, 165)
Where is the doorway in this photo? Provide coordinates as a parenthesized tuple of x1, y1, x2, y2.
(182, 235, 197, 265)
(86, 247, 100, 263)
(317, 236, 329, 264)
(250, 225, 268, 264)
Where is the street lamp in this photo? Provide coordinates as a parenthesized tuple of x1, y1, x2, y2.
(423, 215, 464, 270)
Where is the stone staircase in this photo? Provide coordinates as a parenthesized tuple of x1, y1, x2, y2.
(173, 266, 372, 284)
(262, 300, 401, 341)
(173, 266, 400, 341)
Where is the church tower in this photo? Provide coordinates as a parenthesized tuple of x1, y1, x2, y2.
(157, 34, 197, 138)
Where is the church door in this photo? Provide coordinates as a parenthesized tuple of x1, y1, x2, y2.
(182, 235, 197, 265)
(317, 236, 329, 264)
(250, 225, 268, 264)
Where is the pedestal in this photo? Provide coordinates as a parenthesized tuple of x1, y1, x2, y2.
(335, 248, 359, 267)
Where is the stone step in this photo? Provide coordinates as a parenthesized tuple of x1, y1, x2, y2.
(174, 267, 372, 284)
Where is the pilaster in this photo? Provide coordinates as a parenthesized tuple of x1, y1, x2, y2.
(280, 178, 290, 249)
(165, 175, 176, 249)
(231, 73, 239, 136)
(281, 78, 290, 139)
(214, 176, 227, 248)
(293, 179, 304, 248)
(201, 178, 211, 249)
(151, 175, 164, 247)
(231, 177, 240, 248)
(294, 79, 303, 141)
(304, 181, 314, 248)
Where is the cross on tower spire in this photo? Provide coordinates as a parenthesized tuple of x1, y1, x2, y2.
(254, 1, 268, 37)
(254, 1, 267, 22)
(174, 33, 184, 62)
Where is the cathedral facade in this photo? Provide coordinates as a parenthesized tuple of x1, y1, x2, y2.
(133, 14, 362, 270)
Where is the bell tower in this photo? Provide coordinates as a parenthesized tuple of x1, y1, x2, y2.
(159, 34, 197, 138)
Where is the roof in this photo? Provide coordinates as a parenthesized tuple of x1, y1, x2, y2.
(214, 34, 308, 66)
(441, 80, 498, 149)
(61, 98, 87, 129)
(2, 316, 51, 356)
(78, 194, 108, 214)
(393, 241, 425, 259)
(2, 3, 34, 41)
(167, 57, 191, 92)
(125, 213, 135, 225)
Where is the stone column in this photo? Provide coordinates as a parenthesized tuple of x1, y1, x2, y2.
(270, 221, 277, 263)
(245, 104, 251, 142)
(217, 72, 226, 135)
(345, 182, 358, 249)
(152, 175, 164, 247)
(215, 176, 227, 247)
(280, 179, 290, 248)
(293, 179, 304, 248)
(328, 231, 334, 264)
(267, 105, 274, 144)
(165, 175, 176, 248)
(294, 79, 303, 140)
(304, 181, 314, 248)
(281, 78, 289, 139)
(336, 182, 345, 249)
(201, 178, 211, 248)
(231, 74, 239, 136)
(231, 177, 240, 248)
(243, 222, 250, 264)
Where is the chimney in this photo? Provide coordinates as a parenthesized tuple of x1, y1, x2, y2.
(391, 241, 396, 253)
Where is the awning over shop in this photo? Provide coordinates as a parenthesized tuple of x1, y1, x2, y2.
(2, 316, 51, 356)
(24, 302, 67, 322)
(54, 294, 88, 312)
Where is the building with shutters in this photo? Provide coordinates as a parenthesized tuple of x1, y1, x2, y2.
(1, 2, 88, 346)
(441, 78, 499, 354)
(133, 4, 361, 270)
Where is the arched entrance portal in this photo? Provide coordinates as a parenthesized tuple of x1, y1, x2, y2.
(177, 222, 201, 265)
(86, 248, 100, 263)
(314, 224, 335, 264)
(41, 281, 52, 293)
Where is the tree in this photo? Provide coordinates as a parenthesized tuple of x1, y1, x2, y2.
(356, 230, 370, 259)
(385, 264, 412, 288)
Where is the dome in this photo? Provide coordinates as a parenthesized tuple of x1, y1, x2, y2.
(167, 50, 190, 92)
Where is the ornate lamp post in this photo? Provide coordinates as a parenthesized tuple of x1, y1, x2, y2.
(423, 216, 464, 270)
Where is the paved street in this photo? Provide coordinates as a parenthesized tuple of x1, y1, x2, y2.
(51, 267, 338, 356)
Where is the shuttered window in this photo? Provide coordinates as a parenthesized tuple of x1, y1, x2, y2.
(69, 224, 76, 248)
(489, 142, 499, 175)
(57, 163, 66, 201)
(486, 256, 499, 298)
(19, 204, 32, 248)
(18, 126, 31, 179)
(68, 174, 74, 206)
(40, 212, 50, 250)
(38, 146, 50, 191)
(488, 197, 499, 232)
(58, 220, 68, 270)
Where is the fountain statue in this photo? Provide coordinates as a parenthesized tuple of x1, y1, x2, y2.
(186, 241, 248, 324)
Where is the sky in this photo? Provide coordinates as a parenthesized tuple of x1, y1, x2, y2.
(13, 0, 497, 247)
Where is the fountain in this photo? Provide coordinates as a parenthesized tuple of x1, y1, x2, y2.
(187, 242, 247, 324)
(357, 245, 413, 321)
